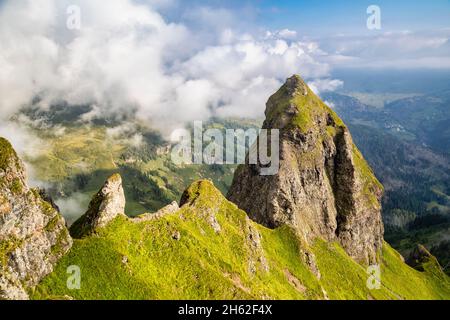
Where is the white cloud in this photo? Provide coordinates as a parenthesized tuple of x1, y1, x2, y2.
(1, 0, 448, 142)
(55, 192, 90, 225)
(319, 30, 450, 69)
(105, 122, 145, 147)
(0, 120, 45, 159)
(278, 29, 298, 39)
(266, 29, 298, 40)
(308, 79, 344, 95)
(0, 0, 340, 136)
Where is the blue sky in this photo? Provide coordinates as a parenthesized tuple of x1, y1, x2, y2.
(155, 0, 450, 36)
(1, 0, 449, 34)
(256, 0, 450, 35)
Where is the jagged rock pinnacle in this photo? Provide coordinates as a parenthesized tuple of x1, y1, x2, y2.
(227, 75, 384, 265)
(70, 173, 126, 238)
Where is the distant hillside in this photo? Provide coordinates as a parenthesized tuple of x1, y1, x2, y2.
(385, 91, 450, 155)
(323, 92, 450, 274)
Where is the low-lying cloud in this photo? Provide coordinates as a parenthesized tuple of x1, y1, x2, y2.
(55, 192, 90, 225)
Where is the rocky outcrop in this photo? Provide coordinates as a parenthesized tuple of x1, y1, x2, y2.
(245, 217, 269, 274)
(133, 201, 179, 223)
(0, 137, 72, 300)
(180, 180, 224, 233)
(228, 75, 384, 264)
(406, 244, 442, 272)
(70, 174, 126, 238)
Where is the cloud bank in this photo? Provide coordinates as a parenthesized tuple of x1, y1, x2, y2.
(2, 0, 448, 141)
(0, 0, 340, 136)
(319, 30, 450, 69)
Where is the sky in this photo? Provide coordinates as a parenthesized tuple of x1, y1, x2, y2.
(256, 0, 450, 35)
(0, 0, 449, 150)
(147, 0, 450, 35)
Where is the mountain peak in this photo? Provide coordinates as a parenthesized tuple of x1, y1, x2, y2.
(1, 136, 448, 300)
(180, 180, 223, 208)
(285, 74, 309, 97)
(264, 75, 344, 134)
(228, 78, 384, 264)
(70, 173, 126, 238)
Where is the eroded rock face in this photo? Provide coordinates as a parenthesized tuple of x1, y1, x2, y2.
(0, 138, 72, 300)
(228, 75, 384, 264)
(245, 217, 269, 274)
(70, 174, 126, 238)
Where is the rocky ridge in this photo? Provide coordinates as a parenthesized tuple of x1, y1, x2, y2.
(0, 138, 72, 300)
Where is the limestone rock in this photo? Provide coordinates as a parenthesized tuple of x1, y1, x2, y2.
(0, 137, 72, 300)
(70, 174, 126, 238)
(172, 231, 181, 241)
(227, 75, 384, 264)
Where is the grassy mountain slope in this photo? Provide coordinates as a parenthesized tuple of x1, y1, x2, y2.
(32, 180, 450, 300)
(385, 91, 450, 155)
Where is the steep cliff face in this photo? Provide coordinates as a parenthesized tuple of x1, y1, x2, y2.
(228, 75, 384, 265)
(70, 174, 126, 239)
(0, 138, 72, 300)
